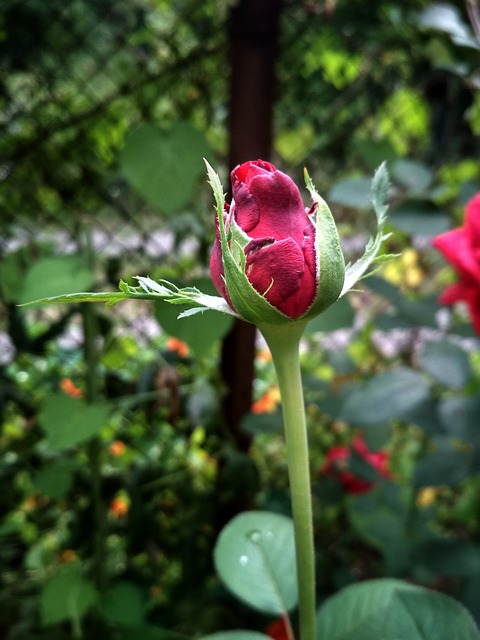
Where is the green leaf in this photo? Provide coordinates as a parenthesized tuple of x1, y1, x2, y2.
(305, 296, 354, 333)
(391, 159, 433, 192)
(390, 199, 450, 237)
(99, 581, 145, 626)
(241, 410, 283, 435)
(39, 394, 110, 451)
(119, 122, 211, 214)
(347, 483, 411, 575)
(414, 539, 480, 578)
(339, 367, 430, 426)
(316, 578, 480, 640)
(199, 634, 272, 640)
(33, 459, 79, 499)
(18, 255, 94, 304)
(328, 176, 373, 209)
(154, 278, 234, 355)
(419, 340, 471, 389)
(214, 511, 297, 615)
(40, 565, 97, 627)
(413, 437, 472, 488)
(439, 395, 480, 442)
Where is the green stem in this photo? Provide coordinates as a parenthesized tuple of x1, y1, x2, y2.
(260, 321, 316, 640)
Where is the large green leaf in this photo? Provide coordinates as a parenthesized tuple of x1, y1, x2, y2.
(40, 565, 97, 627)
(18, 255, 94, 304)
(419, 340, 471, 389)
(390, 199, 450, 237)
(391, 159, 433, 192)
(339, 367, 430, 426)
(439, 395, 480, 442)
(33, 459, 79, 498)
(39, 394, 110, 451)
(413, 437, 472, 488)
(214, 511, 297, 615)
(347, 483, 411, 575)
(316, 578, 480, 640)
(98, 581, 145, 626)
(328, 176, 372, 208)
(119, 122, 211, 214)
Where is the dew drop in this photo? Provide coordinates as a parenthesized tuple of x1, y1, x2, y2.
(239, 554, 249, 566)
(265, 530, 274, 541)
(249, 530, 261, 543)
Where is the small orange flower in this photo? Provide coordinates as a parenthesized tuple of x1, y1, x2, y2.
(166, 337, 190, 358)
(109, 440, 126, 457)
(252, 387, 281, 414)
(256, 348, 272, 362)
(109, 495, 129, 519)
(60, 378, 84, 398)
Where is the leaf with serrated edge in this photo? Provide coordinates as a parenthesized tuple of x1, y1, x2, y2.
(340, 162, 391, 297)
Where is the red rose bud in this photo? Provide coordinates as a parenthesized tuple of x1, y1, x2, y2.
(433, 193, 480, 334)
(209, 160, 345, 325)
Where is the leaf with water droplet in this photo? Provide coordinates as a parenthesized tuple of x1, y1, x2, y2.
(214, 511, 297, 615)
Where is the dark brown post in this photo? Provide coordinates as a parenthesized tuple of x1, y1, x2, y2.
(220, 0, 282, 448)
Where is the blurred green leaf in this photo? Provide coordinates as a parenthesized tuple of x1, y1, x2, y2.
(390, 199, 450, 237)
(439, 395, 480, 442)
(419, 340, 471, 389)
(119, 122, 211, 215)
(99, 581, 145, 626)
(40, 564, 97, 627)
(306, 296, 355, 333)
(18, 255, 94, 304)
(214, 511, 297, 615)
(391, 159, 433, 192)
(200, 634, 271, 640)
(39, 394, 110, 451)
(413, 437, 472, 488)
(347, 483, 411, 575)
(316, 578, 480, 640)
(33, 459, 79, 499)
(241, 410, 283, 436)
(340, 367, 430, 426)
(414, 539, 480, 578)
(155, 278, 233, 356)
(328, 176, 372, 208)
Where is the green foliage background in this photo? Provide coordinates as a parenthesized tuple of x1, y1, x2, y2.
(2, 1, 480, 639)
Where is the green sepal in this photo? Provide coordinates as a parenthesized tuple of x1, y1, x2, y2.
(301, 170, 345, 320)
(205, 160, 294, 325)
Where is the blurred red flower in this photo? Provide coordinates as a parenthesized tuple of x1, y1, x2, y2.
(266, 617, 290, 640)
(322, 436, 390, 494)
(433, 194, 480, 334)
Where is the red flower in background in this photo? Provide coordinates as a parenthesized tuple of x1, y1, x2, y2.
(322, 436, 390, 494)
(266, 617, 290, 640)
(432, 194, 480, 334)
(210, 160, 318, 319)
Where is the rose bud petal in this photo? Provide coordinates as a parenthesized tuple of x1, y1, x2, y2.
(209, 160, 344, 323)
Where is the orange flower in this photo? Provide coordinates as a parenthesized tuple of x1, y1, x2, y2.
(60, 378, 84, 398)
(109, 440, 126, 457)
(166, 337, 190, 358)
(252, 387, 281, 414)
(109, 495, 129, 519)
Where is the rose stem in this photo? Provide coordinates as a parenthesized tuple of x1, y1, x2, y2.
(260, 321, 316, 640)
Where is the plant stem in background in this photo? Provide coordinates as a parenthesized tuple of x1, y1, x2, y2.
(260, 321, 315, 640)
(82, 228, 108, 593)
